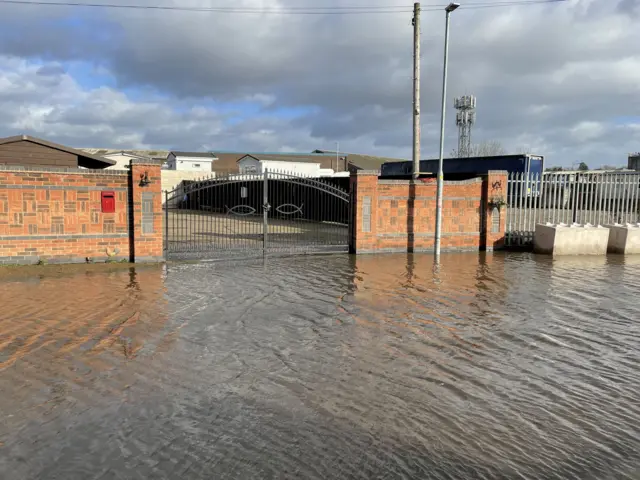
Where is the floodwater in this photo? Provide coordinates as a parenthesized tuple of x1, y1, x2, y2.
(1, 253, 639, 479)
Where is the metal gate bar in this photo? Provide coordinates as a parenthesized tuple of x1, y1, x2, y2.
(163, 170, 350, 259)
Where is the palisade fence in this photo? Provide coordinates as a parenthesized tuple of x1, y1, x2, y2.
(506, 171, 640, 247)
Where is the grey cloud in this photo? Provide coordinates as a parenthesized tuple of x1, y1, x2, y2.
(617, 0, 640, 15)
(0, 0, 638, 166)
(36, 64, 65, 76)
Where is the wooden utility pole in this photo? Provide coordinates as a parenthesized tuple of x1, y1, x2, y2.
(412, 2, 421, 180)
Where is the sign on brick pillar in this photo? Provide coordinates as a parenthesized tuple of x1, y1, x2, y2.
(349, 171, 379, 253)
(484, 170, 508, 251)
(129, 160, 164, 263)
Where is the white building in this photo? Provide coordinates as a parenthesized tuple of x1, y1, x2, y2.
(166, 151, 216, 172)
(237, 154, 346, 177)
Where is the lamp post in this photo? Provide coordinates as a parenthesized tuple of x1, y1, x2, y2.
(434, 2, 459, 259)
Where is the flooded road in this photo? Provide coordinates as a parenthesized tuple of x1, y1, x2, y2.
(1, 253, 639, 479)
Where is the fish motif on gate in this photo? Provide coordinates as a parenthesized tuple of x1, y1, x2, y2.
(225, 205, 257, 216)
(275, 203, 304, 215)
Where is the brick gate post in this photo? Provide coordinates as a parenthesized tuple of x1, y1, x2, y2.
(350, 171, 379, 254)
(129, 159, 164, 263)
(484, 170, 508, 251)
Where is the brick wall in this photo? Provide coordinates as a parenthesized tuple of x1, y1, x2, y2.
(350, 170, 507, 254)
(0, 160, 164, 265)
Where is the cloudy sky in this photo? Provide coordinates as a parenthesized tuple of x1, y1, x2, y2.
(0, 0, 638, 167)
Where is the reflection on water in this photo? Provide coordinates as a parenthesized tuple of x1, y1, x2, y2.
(1, 254, 639, 479)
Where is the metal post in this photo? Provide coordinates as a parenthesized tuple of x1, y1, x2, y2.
(575, 173, 581, 223)
(434, 3, 458, 258)
(632, 174, 639, 223)
(164, 190, 169, 254)
(263, 168, 269, 255)
(412, 2, 421, 180)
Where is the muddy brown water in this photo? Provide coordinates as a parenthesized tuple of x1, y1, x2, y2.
(1, 253, 639, 479)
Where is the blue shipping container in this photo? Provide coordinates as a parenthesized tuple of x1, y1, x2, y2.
(381, 154, 545, 197)
(381, 154, 544, 178)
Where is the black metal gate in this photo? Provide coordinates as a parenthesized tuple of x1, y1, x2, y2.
(164, 170, 351, 259)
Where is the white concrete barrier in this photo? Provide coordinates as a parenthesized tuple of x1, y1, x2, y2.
(605, 223, 640, 254)
(534, 223, 610, 256)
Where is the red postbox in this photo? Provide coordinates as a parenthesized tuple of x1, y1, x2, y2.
(101, 191, 115, 213)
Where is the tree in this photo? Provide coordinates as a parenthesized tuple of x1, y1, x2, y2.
(546, 166, 564, 172)
(513, 146, 532, 155)
(578, 162, 589, 171)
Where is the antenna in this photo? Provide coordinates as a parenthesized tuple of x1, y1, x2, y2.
(454, 95, 476, 157)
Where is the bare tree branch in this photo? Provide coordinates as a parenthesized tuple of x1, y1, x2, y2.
(450, 141, 533, 157)
(451, 140, 506, 157)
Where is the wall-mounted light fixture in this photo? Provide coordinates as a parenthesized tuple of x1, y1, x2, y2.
(139, 171, 150, 187)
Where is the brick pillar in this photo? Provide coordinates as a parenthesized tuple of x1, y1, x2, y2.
(350, 170, 379, 254)
(129, 160, 164, 263)
(484, 170, 508, 251)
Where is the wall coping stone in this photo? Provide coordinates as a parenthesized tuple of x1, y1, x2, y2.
(351, 170, 380, 177)
(0, 165, 128, 175)
(130, 159, 164, 166)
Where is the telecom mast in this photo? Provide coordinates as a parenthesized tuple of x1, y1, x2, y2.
(454, 95, 476, 157)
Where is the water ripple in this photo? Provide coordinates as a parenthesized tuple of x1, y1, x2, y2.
(0, 253, 639, 479)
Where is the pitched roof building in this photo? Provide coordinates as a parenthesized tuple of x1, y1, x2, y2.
(0, 135, 115, 169)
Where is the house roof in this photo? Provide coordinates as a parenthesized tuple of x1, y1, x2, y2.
(0, 135, 116, 169)
(312, 149, 407, 170)
(237, 154, 321, 164)
(347, 153, 407, 170)
(170, 151, 216, 159)
(82, 148, 170, 158)
(102, 151, 152, 160)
